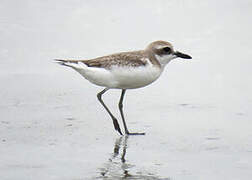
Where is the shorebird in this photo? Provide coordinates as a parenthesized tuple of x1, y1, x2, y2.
(55, 40, 191, 135)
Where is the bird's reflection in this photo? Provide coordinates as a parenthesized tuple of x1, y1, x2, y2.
(97, 136, 169, 180)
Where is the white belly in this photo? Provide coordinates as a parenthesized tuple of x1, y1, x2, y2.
(111, 65, 162, 89)
(76, 64, 162, 89)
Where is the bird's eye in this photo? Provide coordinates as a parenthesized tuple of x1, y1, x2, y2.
(163, 47, 171, 53)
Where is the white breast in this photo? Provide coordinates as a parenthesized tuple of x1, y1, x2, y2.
(109, 62, 162, 89)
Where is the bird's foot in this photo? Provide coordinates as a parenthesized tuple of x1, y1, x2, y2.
(112, 118, 123, 135)
(126, 132, 145, 136)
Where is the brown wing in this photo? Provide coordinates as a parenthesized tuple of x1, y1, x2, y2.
(81, 51, 147, 69)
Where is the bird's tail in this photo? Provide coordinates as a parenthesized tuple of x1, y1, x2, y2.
(54, 59, 89, 75)
(54, 59, 78, 68)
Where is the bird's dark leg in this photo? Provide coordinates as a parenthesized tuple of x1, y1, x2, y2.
(118, 89, 145, 135)
(97, 88, 122, 135)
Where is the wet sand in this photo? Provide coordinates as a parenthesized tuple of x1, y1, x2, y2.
(1, 0, 252, 179)
(1, 73, 252, 180)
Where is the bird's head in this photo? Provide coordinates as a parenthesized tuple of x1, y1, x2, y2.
(146, 40, 192, 67)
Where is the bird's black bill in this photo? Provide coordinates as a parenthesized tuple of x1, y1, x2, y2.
(174, 51, 192, 59)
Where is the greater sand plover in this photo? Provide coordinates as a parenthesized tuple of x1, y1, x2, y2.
(55, 40, 192, 135)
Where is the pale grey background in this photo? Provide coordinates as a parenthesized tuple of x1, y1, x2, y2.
(0, 0, 252, 179)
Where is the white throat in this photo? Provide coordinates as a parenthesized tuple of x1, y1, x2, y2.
(155, 54, 176, 68)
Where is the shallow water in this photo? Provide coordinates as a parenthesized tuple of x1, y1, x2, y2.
(1, 0, 252, 179)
